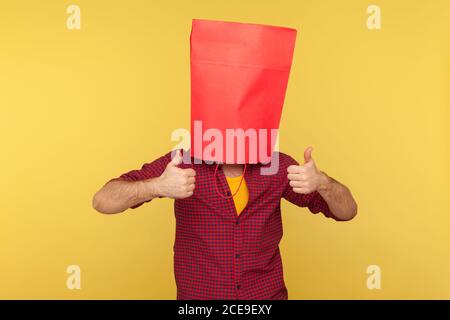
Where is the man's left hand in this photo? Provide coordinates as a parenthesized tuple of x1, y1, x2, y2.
(287, 147, 330, 194)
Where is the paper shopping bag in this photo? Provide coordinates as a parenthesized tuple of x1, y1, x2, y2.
(190, 19, 297, 164)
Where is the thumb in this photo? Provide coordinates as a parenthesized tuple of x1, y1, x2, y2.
(303, 147, 313, 164)
(168, 150, 183, 167)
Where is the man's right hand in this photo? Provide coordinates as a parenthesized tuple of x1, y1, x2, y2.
(93, 150, 196, 214)
(155, 150, 196, 199)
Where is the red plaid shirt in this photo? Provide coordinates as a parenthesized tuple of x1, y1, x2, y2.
(118, 151, 339, 300)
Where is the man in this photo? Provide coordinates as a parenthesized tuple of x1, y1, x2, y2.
(92, 19, 357, 299)
(92, 147, 357, 299)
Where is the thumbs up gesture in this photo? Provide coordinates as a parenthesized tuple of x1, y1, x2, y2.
(287, 147, 328, 194)
(157, 150, 196, 199)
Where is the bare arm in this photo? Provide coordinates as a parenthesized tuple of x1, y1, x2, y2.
(92, 151, 195, 214)
(92, 178, 160, 214)
(316, 173, 357, 221)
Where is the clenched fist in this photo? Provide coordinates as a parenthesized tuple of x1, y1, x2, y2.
(157, 151, 196, 199)
(287, 147, 329, 194)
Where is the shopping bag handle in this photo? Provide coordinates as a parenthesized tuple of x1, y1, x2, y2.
(214, 163, 247, 199)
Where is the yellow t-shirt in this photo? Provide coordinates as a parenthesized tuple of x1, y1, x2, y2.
(225, 175, 249, 215)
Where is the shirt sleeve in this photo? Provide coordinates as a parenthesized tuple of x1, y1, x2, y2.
(116, 151, 173, 208)
(280, 153, 339, 220)
(119, 151, 172, 182)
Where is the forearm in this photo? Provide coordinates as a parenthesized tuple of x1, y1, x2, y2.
(92, 178, 161, 214)
(317, 173, 357, 221)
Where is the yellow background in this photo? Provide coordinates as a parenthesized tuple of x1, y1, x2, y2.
(1, 0, 449, 299)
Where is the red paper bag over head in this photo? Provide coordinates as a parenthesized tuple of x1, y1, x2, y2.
(190, 19, 297, 164)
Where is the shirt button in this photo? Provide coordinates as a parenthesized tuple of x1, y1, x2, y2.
(237, 285, 241, 289)
(226, 192, 231, 196)
(236, 220, 240, 225)
(235, 254, 240, 258)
